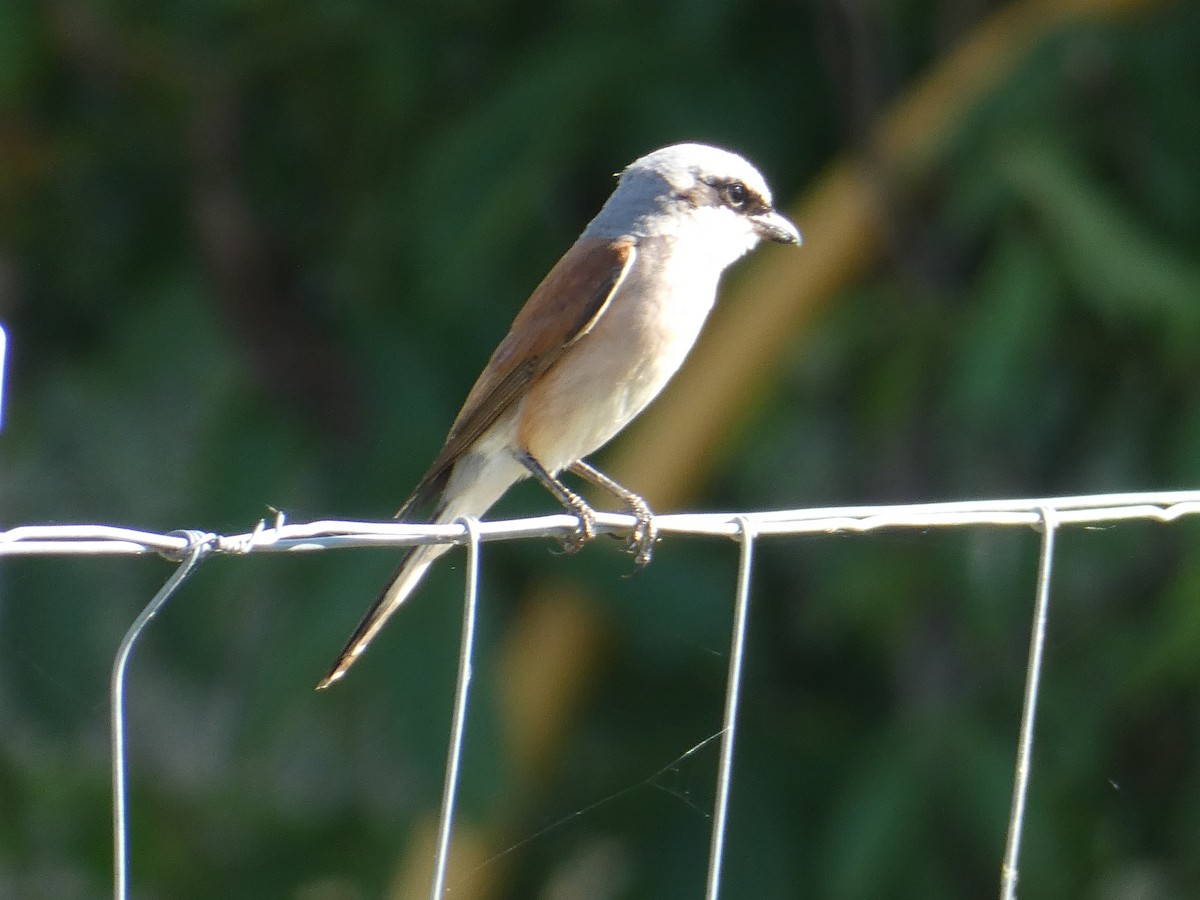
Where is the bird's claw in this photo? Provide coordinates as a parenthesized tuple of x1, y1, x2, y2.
(555, 503, 597, 555)
(549, 485, 655, 570)
(621, 499, 657, 573)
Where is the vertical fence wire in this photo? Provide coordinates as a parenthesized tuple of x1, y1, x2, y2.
(704, 517, 757, 900)
(429, 517, 483, 900)
(0, 323, 8, 432)
(110, 533, 210, 900)
(999, 507, 1059, 900)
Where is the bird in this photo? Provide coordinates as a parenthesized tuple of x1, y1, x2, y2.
(317, 142, 800, 689)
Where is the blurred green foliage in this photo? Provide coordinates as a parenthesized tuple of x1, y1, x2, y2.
(3, 0, 1200, 898)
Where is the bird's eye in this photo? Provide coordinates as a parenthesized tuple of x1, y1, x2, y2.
(722, 181, 750, 211)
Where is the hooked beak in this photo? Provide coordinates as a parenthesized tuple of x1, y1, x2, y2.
(752, 209, 801, 245)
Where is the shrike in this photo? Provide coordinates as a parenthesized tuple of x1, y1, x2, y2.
(318, 143, 800, 689)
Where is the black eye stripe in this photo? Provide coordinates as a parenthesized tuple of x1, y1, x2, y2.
(699, 176, 769, 214)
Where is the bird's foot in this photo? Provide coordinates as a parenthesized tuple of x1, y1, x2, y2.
(554, 493, 597, 556)
(622, 496, 657, 572)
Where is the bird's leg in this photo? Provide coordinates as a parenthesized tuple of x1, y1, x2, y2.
(567, 460, 657, 570)
(517, 451, 596, 555)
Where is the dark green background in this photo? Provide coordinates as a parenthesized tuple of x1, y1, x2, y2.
(3, 0, 1200, 897)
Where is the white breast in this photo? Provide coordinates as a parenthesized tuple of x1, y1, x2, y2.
(518, 232, 730, 472)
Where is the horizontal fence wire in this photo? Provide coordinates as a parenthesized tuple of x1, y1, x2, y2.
(5, 489, 1200, 559)
(4, 488, 1200, 900)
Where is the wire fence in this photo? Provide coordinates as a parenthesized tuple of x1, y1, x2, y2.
(5, 489, 1200, 900)
(0, 324, 8, 431)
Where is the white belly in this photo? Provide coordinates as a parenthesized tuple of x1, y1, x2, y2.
(519, 237, 723, 472)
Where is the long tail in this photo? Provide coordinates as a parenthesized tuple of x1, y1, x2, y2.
(316, 449, 523, 689)
(315, 540, 451, 689)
